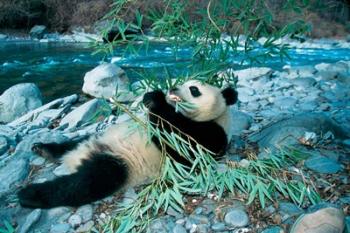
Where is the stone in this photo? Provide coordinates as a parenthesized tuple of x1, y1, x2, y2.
(53, 164, 71, 176)
(290, 206, 344, 233)
(305, 155, 342, 174)
(76, 205, 93, 223)
(291, 77, 316, 88)
(121, 188, 138, 206)
(233, 67, 273, 80)
(299, 101, 318, 111)
(224, 209, 249, 227)
(0, 136, 8, 155)
(68, 214, 82, 227)
(261, 226, 284, 233)
(76, 220, 94, 232)
(0, 83, 42, 123)
(249, 113, 350, 152)
(59, 99, 112, 129)
(30, 157, 46, 166)
(0, 34, 7, 40)
(0, 158, 29, 197)
(274, 97, 297, 110)
(50, 223, 71, 233)
(29, 25, 47, 39)
(279, 202, 304, 221)
(173, 224, 187, 233)
(345, 216, 350, 233)
(211, 222, 226, 231)
(18, 209, 42, 233)
(230, 110, 253, 136)
(82, 63, 132, 101)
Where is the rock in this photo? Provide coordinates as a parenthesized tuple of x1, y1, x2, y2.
(305, 155, 342, 174)
(53, 164, 71, 176)
(299, 101, 318, 111)
(274, 97, 297, 110)
(76, 205, 93, 223)
(50, 223, 71, 233)
(0, 83, 42, 123)
(0, 158, 29, 197)
(290, 205, 344, 233)
(121, 188, 138, 206)
(279, 202, 304, 221)
(0, 136, 8, 155)
(29, 25, 47, 39)
(249, 113, 350, 152)
(18, 209, 42, 233)
(148, 217, 175, 233)
(261, 226, 284, 233)
(76, 220, 94, 232)
(231, 110, 253, 136)
(224, 209, 249, 227)
(345, 216, 350, 233)
(30, 157, 46, 166)
(59, 99, 112, 129)
(68, 214, 82, 227)
(82, 63, 132, 100)
(233, 67, 273, 80)
(343, 139, 350, 148)
(211, 222, 226, 231)
(173, 224, 187, 233)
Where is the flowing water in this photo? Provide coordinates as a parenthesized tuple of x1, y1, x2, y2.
(1, 40, 349, 102)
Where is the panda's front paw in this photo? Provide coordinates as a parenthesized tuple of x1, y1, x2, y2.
(18, 184, 49, 208)
(143, 90, 166, 109)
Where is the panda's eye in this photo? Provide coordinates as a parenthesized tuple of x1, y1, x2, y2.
(189, 86, 201, 97)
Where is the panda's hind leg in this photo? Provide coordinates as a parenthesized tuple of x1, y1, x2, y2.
(32, 137, 88, 161)
(18, 152, 129, 208)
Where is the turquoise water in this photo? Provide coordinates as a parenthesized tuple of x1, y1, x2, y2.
(1, 41, 349, 102)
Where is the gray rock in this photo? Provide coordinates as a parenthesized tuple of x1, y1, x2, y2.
(148, 217, 175, 233)
(233, 67, 273, 81)
(30, 157, 45, 166)
(121, 188, 138, 206)
(279, 202, 304, 221)
(0, 83, 42, 123)
(29, 25, 47, 39)
(224, 209, 249, 227)
(211, 222, 226, 231)
(249, 113, 350, 152)
(59, 99, 112, 129)
(274, 96, 297, 110)
(18, 209, 42, 233)
(305, 155, 342, 174)
(76, 220, 94, 232)
(299, 101, 318, 111)
(50, 223, 71, 233)
(261, 226, 283, 233)
(76, 205, 93, 223)
(315, 61, 350, 83)
(291, 77, 316, 88)
(0, 136, 8, 155)
(290, 205, 344, 233)
(231, 110, 253, 136)
(82, 63, 133, 101)
(0, 158, 29, 197)
(68, 214, 82, 227)
(173, 224, 187, 233)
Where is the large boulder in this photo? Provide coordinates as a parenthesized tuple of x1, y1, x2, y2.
(82, 63, 132, 101)
(29, 25, 47, 39)
(0, 83, 42, 123)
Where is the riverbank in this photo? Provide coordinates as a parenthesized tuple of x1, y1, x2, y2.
(0, 57, 349, 232)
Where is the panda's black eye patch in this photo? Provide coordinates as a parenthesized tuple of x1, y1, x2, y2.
(189, 86, 201, 97)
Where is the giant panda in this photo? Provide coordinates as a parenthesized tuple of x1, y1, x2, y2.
(18, 80, 238, 208)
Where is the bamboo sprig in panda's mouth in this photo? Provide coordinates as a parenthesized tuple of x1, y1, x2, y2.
(169, 94, 198, 113)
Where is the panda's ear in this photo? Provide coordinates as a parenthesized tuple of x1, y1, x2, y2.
(221, 86, 238, 105)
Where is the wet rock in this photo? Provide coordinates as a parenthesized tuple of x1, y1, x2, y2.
(0, 83, 42, 123)
(231, 110, 253, 136)
(224, 209, 249, 227)
(82, 63, 132, 101)
(0, 136, 8, 155)
(173, 224, 187, 233)
(59, 98, 112, 129)
(305, 155, 342, 174)
(290, 204, 344, 233)
(0, 158, 29, 198)
(18, 209, 42, 233)
(29, 25, 47, 39)
(249, 113, 350, 152)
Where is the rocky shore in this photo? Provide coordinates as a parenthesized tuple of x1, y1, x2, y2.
(0, 54, 349, 232)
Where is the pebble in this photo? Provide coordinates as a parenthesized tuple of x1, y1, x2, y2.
(76, 205, 93, 223)
(30, 157, 46, 166)
(261, 226, 284, 233)
(18, 209, 42, 233)
(211, 222, 226, 231)
(76, 220, 94, 232)
(224, 209, 249, 227)
(173, 224, 187, 233)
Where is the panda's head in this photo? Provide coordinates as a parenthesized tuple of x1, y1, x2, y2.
(166, 80, 238, 122)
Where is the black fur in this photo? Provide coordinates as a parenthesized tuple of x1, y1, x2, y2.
(143, 91, 228, 166)
(18, 151, 128, 208)
(221, 86, 238, 105)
